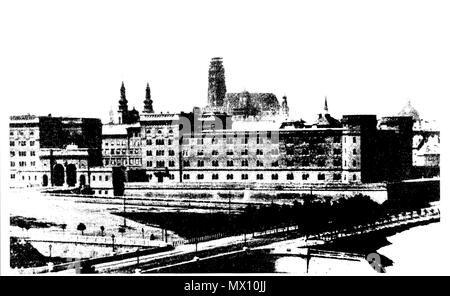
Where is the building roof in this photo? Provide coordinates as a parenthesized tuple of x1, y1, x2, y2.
(102, 124, 138, 136)
(225, 92, 280, 113)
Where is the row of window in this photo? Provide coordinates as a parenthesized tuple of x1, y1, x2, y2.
(10, 130, 35, 136)
(180, 173, 357, 181)
(10, 174, 38, 181)
(145, 128, 174, 135)
(10, 151, 36, 157)
(182, 137, 276, 145)
(181, 159, 349, 168)
(92, 175, 109, 182)
(183, 160, 279, 167)
(103, 148, 141, 155)
(104, 158, 142, 166)
(10, 141, 35, 147)
(11, 161, 36, 167)
(147, 160, 176, 167)
(182, 148, 279, 157)
(104, 140, 127, 147)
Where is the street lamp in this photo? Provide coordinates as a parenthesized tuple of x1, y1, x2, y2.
(123, 196, 127, 227)
(111, 234, 116, 252)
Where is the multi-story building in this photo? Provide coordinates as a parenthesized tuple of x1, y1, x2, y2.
(9, 114, 102, 188)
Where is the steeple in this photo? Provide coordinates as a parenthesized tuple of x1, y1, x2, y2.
(118, 81, 129, 124)
(324, 96, 329, 114)
(143, 82, 154, 113)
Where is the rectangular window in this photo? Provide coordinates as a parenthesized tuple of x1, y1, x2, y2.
(333, 173, 341, 181)
(318, 173, 326, 180)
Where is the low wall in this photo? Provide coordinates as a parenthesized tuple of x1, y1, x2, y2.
(124, 182, 388, 204)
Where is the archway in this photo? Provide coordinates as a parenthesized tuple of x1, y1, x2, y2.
(79, 174, 86, 187)
(66, 164, 77, 187)
(42, 175, 48, 187)
(52, 164, 65, 186)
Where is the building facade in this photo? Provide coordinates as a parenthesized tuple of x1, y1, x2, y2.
(9, 114, 102, 188)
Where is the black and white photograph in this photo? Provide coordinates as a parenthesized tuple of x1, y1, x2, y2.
(0, 0, 448, 281)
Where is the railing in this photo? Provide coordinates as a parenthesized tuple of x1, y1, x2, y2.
(14, 232, 167, 248)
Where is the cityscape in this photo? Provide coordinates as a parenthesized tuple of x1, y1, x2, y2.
(7, 57, 441, 275)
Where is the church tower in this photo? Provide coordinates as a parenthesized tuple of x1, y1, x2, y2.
(118, 82, 129, 124)
(281, 95, 289, 118)
(143, 82, 154, 113)
(207, 57, 227, 108)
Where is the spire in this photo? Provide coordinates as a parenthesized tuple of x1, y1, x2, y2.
(118, 82, 128, 124)
(324, 96, 329, 114)
(143, 82, 154, 113)
(120, 81, 127, 103)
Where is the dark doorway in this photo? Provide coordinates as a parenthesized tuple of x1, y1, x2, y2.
(79, 174, 86, 187)
(53, 164, 64, 186)
(66, 164, 77, 187)
(112, 166, 126, 196)
(42, 175, 48, 187)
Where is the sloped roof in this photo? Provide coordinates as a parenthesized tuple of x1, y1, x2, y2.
(225, 92, 280, 112)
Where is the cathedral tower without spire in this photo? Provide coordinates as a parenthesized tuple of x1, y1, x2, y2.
(207, 57, 227, 108)
(143, 82, 154, 113)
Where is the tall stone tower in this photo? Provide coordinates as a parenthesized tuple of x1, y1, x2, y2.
(118, 82, 128, 124)
(143, 82, 154, 113)
(207, 57, 227, 108)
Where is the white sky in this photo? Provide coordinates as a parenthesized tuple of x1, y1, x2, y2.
(1, 0, 449, 123)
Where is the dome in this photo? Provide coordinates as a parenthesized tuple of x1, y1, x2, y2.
(399, 100, 420, 121)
